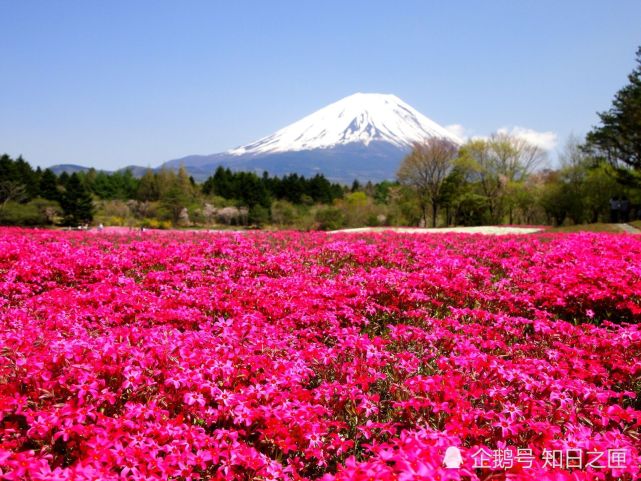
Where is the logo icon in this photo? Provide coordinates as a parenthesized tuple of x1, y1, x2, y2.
(443, 446, 463, 468)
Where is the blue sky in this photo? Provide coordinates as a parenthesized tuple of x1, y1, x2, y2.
(1, 1, 640, 170)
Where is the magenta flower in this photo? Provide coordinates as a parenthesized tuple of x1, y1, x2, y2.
(0, 228, 639, 480)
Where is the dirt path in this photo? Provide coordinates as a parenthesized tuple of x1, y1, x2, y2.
(617, 223, 641, 234)
(330, 226, 543, 235)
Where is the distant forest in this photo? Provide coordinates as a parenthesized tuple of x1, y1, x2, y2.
(0, 143, 638, 231)
(0, 154, 359, 228)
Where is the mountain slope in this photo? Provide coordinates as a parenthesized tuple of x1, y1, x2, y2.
(162, 93, 460, 183)
(229, 93, 460, 155)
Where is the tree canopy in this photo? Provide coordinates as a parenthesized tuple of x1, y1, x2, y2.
(586, 46, 641, 184)
(397, 139, 459, 227)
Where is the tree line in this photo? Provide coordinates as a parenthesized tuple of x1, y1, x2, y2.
(0, 157, 94, 226)
(0, 157, 349, 228)
(396, 133, 634, 228)
(2, 141, 635, 231)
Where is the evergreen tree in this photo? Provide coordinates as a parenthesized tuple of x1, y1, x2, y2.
(61, 173, 94, 225)
(119, 169, 139, 199)
(137, 169, 159, 201)
(161, 185, 189, 224)
(58, 171, 70, 188)
(159, 166, 195, 224)
(39, 169, 60, 201)
(14, 156, 40, 198)
(0, 154, 39, 201)
(586, 46, 641, 183)
(308, 174, 334, 203)
(155, 168, 177, 198)
(176, 165, 195, 199)
(91, 171, 116, 199)
(202, 169, 344, 206)
(0, 154, 13, 179)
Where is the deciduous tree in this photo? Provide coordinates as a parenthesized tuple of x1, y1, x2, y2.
(397, 138, 458, 227)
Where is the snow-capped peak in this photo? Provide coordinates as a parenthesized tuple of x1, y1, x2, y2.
(229, 93, 461, 156)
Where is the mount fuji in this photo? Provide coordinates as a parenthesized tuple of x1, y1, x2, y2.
(161, 93, 461, 183)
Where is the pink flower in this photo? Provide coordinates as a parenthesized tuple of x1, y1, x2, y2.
(0, 228, 639, 480)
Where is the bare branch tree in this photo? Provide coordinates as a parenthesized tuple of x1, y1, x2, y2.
(460, 134, 546, 223)
(489, 132, 546, 182)
(397, 138, 459, 227)
(0, 181, 27, 212)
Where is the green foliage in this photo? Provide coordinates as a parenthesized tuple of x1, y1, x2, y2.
(539, 174, 572, 226)
(161, 185, 190, 224)
(583, 164, 621, 222)
(203, 167, 342, 206)
(586, 46, 641, 182)
(315, 206, 346, 231)
(140, 218, 172, 229)
(58, 172, 70, 188)
(60, 173, 94, 226)
(438, 166, 477, 225)
(454, 192, 491, 226)
(137, 169, 159, 201)
(271, 200, 297, 226)
(373, 180, 395, 204)
(546, 223, 627, 233)
(337, 192, 387, 227)
(0, 154, 41, 206)
(397, 139, 459, 227)
(88, 169, 139, 199)
(0, 144, 637, 230)
(39, 169, 60, 201)
(540, 164, 623, 227)
(344, 191, 368, 207)
(540, 139, 622, 226)
(202, 167, 269, 207)
(458, 135, 545, 224)
(148, 165, 199, 225)
(387, 185, 422, 226)
(248, 205, 270, 227)
(155, 169, 178, 199)
(0, 199, 59, 226)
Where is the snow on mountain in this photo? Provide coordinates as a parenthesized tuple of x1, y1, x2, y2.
(54, 94, 463, 183)
(228, 93, 461, 155)
(160, 93, 461, 182)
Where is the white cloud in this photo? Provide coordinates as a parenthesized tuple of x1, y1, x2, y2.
(496, 126, 558, 151)
(449, 124, 558, 152)
(444, 124, 467, 141)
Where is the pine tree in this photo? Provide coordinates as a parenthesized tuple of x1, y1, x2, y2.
(58, 172, 70, 188)
(137, 169, 159, 201)
(39, 169, 60, 201)
(176, 165, 195, 199)
(586, 46, 641, 183)
(61, 173, 94, 225)
(160, 166, 195, 224)
(161, 185, 189, 224)
(155, 168, 177, 198)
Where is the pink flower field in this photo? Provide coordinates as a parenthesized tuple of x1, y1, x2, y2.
(1, 228, 640, 480)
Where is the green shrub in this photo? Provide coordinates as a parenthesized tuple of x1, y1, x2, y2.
(315, 206, 346, 231)
(249, 205, 270, 227)
(0, 199, 59, 226)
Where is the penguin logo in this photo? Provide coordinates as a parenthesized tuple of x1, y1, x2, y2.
(443, 446, 463, 468)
